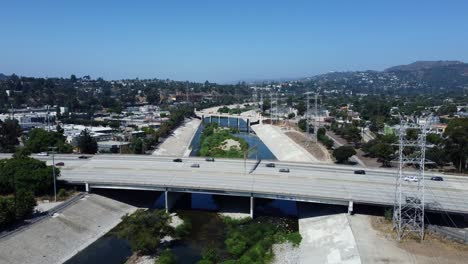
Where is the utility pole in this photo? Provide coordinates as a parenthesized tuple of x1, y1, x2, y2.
(314, 92, 318, 144)
(270, 92, 273, 123)
(185, 81, 189, 103)
(275, 92, 279, 123)
(47, 105, 50, 131)
(49, 147, 58, 202)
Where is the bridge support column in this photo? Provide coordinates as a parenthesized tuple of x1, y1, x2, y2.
(227, 117, 230, 127)
(250, 195, 255, 218)
(348, 200, 354, 215)
(218, 115, 221, 125)
(237, 118, 240, 131)
(210, 116, 212, 123)
(202, 115, 205, 124)
(165, 191, 187, 213)
(85, 182, 90, 192)
(247, 119, 250, 134)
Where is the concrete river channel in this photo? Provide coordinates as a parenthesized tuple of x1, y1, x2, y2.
(65, 117, 290, 263)
(65, 191, 299, 264)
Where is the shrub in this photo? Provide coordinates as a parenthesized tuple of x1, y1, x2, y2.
(156, 249, 176, 264)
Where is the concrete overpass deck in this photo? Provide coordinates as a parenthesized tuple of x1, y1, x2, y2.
(40, 154, 468, 215)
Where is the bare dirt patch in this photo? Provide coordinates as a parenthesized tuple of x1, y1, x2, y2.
(370, 216, 468, 262)
(284, 131, 331, 162)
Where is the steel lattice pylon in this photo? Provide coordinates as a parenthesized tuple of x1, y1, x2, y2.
(393, 116, 433, 241)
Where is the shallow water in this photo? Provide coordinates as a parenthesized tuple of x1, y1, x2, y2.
(64, 193, 298, 264)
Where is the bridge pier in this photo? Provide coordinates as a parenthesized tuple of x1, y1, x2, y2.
(247, 119, 250, 134)
(202, 115, 205, 124)
(227, 117, 230, 127)
(348, 200, 354, 215)
(165, 191, 189, 213)
(85, 182, 90, 192)
(237, 118, 240, 131)
(218, 115, 221, 125)
(210, 116, 213, 123)
(250, 195, 255, 218)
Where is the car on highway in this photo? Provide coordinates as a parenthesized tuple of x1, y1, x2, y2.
(190, 163, 200, 168)
(205, 157, 215, 162)
(266, 163, 276, 168)
(78, 156, 89, 159)
(55, 162, 65, 166)
(354, 170, 366, 175)
(37, 152, 48, 156)
(173, 158, 183, 162)
(279, 168, 290, 173)
(430, 176, 444, 181)
(404, 176, 419, 182)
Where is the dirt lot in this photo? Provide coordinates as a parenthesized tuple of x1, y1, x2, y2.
(284, 130, 332, 163)
(367, 215, 468, 264)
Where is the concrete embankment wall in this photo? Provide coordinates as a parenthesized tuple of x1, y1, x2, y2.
(0, 194, 136, 264)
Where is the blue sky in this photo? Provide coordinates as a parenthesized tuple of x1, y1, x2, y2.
(1, 0, 467, 83)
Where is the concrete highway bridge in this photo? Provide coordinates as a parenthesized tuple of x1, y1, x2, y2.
(15, 154, 467, 218)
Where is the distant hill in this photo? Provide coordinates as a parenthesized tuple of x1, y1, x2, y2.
(385, 60, 465, 72)
(0, 73, 8, 80)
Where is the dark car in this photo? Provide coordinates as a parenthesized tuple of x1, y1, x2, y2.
(78, 156, 89, 159)
(430, 176, 444, 181)
(173, 158, 183, 162)
(266, 163, 276, 168)
(190, 163, 200, 168)
(205, 157, 215, 162)
(55, 162, 65, 166)
(279, 168, 290, 173)
(354, 170, 366, 175)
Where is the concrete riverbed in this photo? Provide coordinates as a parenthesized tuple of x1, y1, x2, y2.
(0, 194, 136, 264)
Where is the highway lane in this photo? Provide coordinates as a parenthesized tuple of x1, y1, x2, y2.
(2, 153, 467, 213)
(48, 154, 468, 214)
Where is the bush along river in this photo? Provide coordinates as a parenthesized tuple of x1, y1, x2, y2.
(190, 117, 276, 160)
(64, 191, 301, 264)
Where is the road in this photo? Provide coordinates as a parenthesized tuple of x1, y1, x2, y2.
(5, 154, 464, 215)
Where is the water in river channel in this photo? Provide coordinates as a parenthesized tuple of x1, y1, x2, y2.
(65, 191, 298, 264)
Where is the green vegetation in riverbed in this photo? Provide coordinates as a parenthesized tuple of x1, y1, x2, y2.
(113, 209, 173, 255)
(197, 216, 302, 264)
(155, 249, 176, 264)
(199, 123, 248, 158)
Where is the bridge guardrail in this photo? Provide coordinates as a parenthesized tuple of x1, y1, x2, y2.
(427, 225, 468, 244)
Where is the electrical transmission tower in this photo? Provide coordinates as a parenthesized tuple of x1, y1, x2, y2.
(393, 116, 434, 241)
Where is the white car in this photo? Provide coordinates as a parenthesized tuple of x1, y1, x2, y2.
(37, 152, 49, 156)
(404, 176, 419, 182)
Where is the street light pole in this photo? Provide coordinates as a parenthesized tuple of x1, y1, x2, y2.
(49, 147, 57, 202)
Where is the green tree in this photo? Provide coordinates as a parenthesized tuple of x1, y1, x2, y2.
(443, 118, 468, 172)
(298, 119, 307, 132)
(296, 100, 306, 116)
(0, 157, 58, 195)
(25, 128, 73, 153)
(332, 145, 356, 164)
(77, 129, 98, 154)
(13, 147, 31, 159)
(131, 138, 144, 154)
(14, 188, 36, 220)
(0, 197, 15, 229)
(0, 119, 21, 153)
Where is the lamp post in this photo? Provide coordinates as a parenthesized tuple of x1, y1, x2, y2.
(49, 147, 57, 202)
